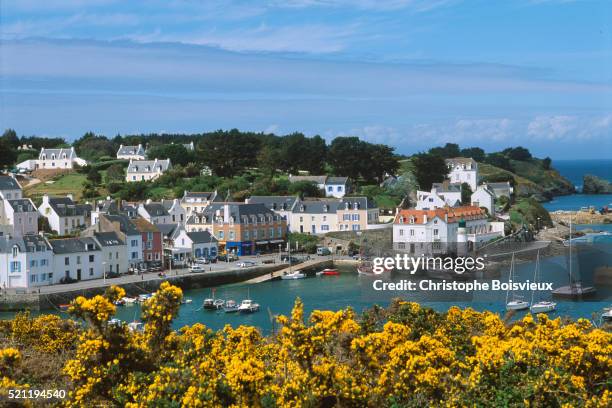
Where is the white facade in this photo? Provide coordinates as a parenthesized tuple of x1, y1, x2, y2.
(38, 195, 89, 236)
(162, 199, 186, 224)
(126, 159, 171, 182)
(415, 186, 461, 210)
(36, 147, 86, 170)
(172, 229, 218, 260)
(0, 199, 38, 238)
(94, 233, 128, 275)
(471, 186, 496, 216)
(49, 238, 103, 283)
(0, 236, 53, 289)
(446, 158, 478, 191)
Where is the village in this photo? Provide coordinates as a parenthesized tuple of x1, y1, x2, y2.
(0, 141, 516, 291)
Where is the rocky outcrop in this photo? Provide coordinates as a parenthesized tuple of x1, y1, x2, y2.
(582, 174, 612, 194)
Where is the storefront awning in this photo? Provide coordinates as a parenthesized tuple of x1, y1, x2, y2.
(269, 239, 285, 244)
(256, 240, 269, 244)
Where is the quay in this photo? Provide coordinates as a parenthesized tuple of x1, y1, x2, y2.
(244, 256, 357, 283)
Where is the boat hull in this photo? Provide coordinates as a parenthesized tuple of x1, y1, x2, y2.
(530, 302, 557, 313)
(506, 301, 529, 311)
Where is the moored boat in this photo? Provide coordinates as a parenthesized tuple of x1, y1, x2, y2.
(530, 301, 557, 314)
(224, 300, 240, 313)
(316, 268, 339, 276)
(127, 321, 145, 332)
(122, 297, 137, 305)
(281, 270, 306, 280)
(213, 299, 225, 309)
(203, 298, 216, 310)
(505, 253, 529, 311)
(238, 299, 260, 313)
(601, 308, 612, 321)
(506, 300, 530, 311)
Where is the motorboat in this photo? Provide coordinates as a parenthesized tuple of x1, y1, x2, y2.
(530, 301, 557, 314)
(601, 308, 612, 322)
(213, 299, 225, 309)
(316, 268, 339, 276)
(181, 298, 193, 304)
(137, 294, 153, 303)
(505, 253, 529, 311)
(108, 318, 123, 326)
(203, 298, 216, 310)
(238, 299, 260, 313)
(224, 300, 240, 313)
(281, 271, 306, 280)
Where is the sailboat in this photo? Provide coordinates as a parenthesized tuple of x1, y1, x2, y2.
(552, 215, 596, 298)
(530, 251, 557, 314)
(505, 253, 529, 311)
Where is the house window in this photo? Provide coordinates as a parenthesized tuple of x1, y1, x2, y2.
(77, 255, 81, 264)
(410, 229, 415, 236)
(399, 229, 404, 236)
(131, 252, 138, 259)
(89, 255, 94, 262)
(155, 253, 160, 260)
(321, 225, 329, 231)
(343, 214, 351, 221)
(244, 231, 249, 239)
(10, 262, 21, 273)
(30, 260, 38, 268)
(269, 227, 274, 237)
(40, 273, 46, 281)
(65, 257, 70, 266)
(218, 231, 224, 239)
(147, 232, 153, 241)
(131, 239, 138, 247)
(229, 231, 235, 240)
(30, 275, 37, 283)
(337, 186, 342, 192)
(89, 268, 94, 276)
(12, 246, 18, 257)
(352, 225, 360, 231)
(433, 229, 439, 236)
(41, 259, 48, 266)
(327, 186, 333, 192)
(352, 214, 360, 221)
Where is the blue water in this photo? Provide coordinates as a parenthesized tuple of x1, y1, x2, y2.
(543, 194, 612, 212)
(553, 159, 612, 190)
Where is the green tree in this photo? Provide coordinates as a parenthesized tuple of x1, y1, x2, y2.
(0, 140, 17, 168)
(257, 145, 282, 177)
(87, 167, 102, 184)
(199, 130, 261, 177)
(15, 151, 37, 164)
(484, 153, 513, 171)
(411, 153, 448, 190)
(106, 164, 125, 182)
(503, 146, 532, 161)
(429, 143, 460, 158)
(328, 137, 366, 179)
(459, 147, 486, 162)
(2, 129, 20, 149)
(461, 182, 473, 205)
(146, 144, 196, 167)
(74, 132, 116, 162)
(542, 157, 552, 170)
(288, 181, 322, 198)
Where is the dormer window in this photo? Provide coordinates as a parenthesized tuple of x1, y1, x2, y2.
(51, 154, 56, 160)
(409, 216, 415, 224)
(300, 205, 305, 212)
(12, 246, 18, 257)
(323, 204, 328, 212)
(353, 203, 359, 210)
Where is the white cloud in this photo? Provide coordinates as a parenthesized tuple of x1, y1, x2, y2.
(270, 0, 456, 12)
(527, 115, 577, 139)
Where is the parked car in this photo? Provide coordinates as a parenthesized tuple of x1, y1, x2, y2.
(237, 260, 256, 268)
(281, 255, 301, 265)
(194, 257, 210, 264)
(190, 264, 206, 273)
(217, 253, 239, 262)
(316, 247, 331, 256)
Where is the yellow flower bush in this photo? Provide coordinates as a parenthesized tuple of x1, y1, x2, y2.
(1, 285, 610, 407)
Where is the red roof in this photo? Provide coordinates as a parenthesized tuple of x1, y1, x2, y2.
(394, 206, 486, 225)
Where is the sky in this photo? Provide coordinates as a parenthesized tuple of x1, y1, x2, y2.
(1, 0, 611, 159)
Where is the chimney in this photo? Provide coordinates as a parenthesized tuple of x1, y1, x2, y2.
(146, 199, 152, 205)
(423, 214, 428, 223)
(67, 194, 73, 201)
(223, 204, 230, 221)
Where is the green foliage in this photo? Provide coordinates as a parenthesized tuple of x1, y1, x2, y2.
(147, 143, 196, 167)
(461, 182, 473, 205)
(73, 132, 116, 162)
(459, 147, 485, 162)
(484, 152, 513, 171)
(542, 157, 552, 170)
(287, 232, 319, 252)
(199, 129, 261, 177)
(428, 143, 460, 158)
(105, 164, 125, 182)
(288, 180, 322, 198)
(87, 167, 102, 184)
(503, 146, 532, 161)
(509, 198, 553, 229)
(0, 140, 17, 168)
(15, 150, 38, 164)
(411, 153, 448, 190)
(328, 137, 399, 182)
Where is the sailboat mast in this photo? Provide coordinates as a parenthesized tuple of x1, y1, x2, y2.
(569, 214, 573, 287)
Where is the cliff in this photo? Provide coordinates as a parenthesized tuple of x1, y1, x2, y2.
(479, 159, 574, 201)
(582, 174, 612, 194)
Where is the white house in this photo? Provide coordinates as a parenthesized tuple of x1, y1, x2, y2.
(471, 185, 496, 216)
(0, 235, 53, 289)
(138, 201, 172, 225)
(245, 196, 298, 231)
(288, 175, 350, 198)
(393, 206, 502, 255)
(0, 199, 38, 238)
(171, 229, 218, 262)
(0, 175, 22, 200)
(446, 157, 479, 191)
(38, 195, 91, 236)
(180, 191, 221, 215)
(161, 199, 186, 224)
(483, 181, 514, 199)
(93, 231, 128, 275)
(116, 144, 146, 160)
(36, 147, 87, 170)
(183, 141, 195, 151)
(415, 183, 462, 210)
(126, 159, 171, 182)
(49, 237, 103, 283)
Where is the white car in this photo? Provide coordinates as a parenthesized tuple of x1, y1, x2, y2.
(237, 261, 256, 268)
(189, 264, 206, 272)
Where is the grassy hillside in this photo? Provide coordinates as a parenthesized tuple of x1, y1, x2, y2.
(25, 172, 88, 201)
(479, 160, 574, 201)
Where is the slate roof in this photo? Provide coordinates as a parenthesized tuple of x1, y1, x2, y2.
(0, 235, 50, 253)
(187, 231, 217, 244)
(102, 214, 140, 235)
(7, 199, 36, 213)
(94, 231, 125, 247)
(203, 203, 280, 223)
(117, 145, 145, 156)
(289, 175, 327, 184)
(48, 197, 91, 217)
(326, 176, 348, 185)
(49, 237, 100, 254)
(432, 182, 462, 193)
(0, 176, 21, 191)
(143, 203, 169, 217)
(247, 196, 298, 211)
(127, 159, 171, 174)
(292, 199, 342, 214)
(156, 223, 179, 238)
(445, 157, 477, 167)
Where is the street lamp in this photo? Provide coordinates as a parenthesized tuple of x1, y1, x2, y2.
(103, 261, 107, 284)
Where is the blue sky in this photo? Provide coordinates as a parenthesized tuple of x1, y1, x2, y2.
(1, 0, 611, 159)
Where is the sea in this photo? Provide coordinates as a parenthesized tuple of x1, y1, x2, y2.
(543, 159, 612, 212)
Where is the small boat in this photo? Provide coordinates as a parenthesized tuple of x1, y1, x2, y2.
(505, 253, 529, 311)
(530, 301, 557, 314)
(213, 299, 225, 309)
(316, 268, 339, 276)
(224, 300, 240, 313)
(122, 297, 137, 305)
(203, 298, 216, 310)
(281, 271, 306, 280)
(108, 318, 123, 326)
(529, 251, 556, 314)
(114, 299, 125, 306)
(601, 308, 612, 322)
(137, 294, 152, 303)
(127, 321, 145, 332)
(238, 299, 260, 313)
(181, 298, 193, 304)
